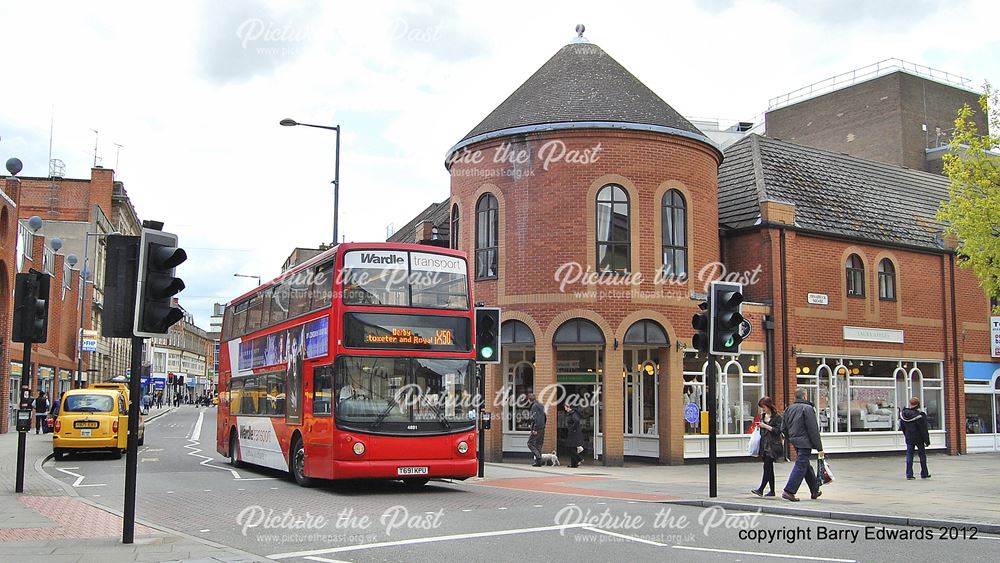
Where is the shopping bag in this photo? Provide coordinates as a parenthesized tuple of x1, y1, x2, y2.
(819, 457, 835, 484)
(746, 428, 761, 456)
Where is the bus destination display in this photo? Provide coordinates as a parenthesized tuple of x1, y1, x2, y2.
(344, 313, 470, 352)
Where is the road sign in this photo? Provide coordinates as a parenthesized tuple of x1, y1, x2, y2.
(81, 329, 98, 352)
(992, 317, 1000, 358)
(738, 319, 752, 339)
(684, 403, 699, 424)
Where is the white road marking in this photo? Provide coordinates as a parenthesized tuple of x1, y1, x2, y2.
(672, 545, 856, 562)
(140, 458, 159, 463)
(582, 526, 667, 547)
(270, 524, 591, 559)
(55, 467, 106, 488)
(181, 410, 278, 481)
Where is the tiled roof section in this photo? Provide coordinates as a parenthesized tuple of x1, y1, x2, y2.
(387, 198, 451, 243)
(460, 42, 705, 142)
(718, 134, 950, 250)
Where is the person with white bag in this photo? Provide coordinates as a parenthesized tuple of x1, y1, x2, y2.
(751, 396, 784, 497)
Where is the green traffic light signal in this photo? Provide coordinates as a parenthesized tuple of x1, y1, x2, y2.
(481, 346, 494, 359)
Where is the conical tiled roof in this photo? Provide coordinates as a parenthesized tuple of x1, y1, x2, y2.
(448, 39, 717, 160)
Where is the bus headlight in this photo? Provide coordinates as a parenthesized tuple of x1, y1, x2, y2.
(457, 441, 469, 454)
(353, 441, 366, 456)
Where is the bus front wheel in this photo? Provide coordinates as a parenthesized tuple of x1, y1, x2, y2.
(291, 438, 315, 488)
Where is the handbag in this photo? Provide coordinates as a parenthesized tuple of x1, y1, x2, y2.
(747, 427, 761, 456)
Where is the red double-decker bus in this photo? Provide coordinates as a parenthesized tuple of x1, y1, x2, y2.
(216, 242, 477, 487)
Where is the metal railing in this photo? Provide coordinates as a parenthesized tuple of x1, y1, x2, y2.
(768, 58, 974, 111)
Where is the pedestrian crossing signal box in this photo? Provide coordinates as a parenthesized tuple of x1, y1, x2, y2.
(480, 411, 492, 430)
(16, 409, 32, 432)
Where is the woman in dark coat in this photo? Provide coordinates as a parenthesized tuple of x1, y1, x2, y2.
(752, 396, 784, 497)
(565, 403, 585, 468)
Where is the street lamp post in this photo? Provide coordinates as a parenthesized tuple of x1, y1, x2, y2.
(233, 273, 261, 286)
(280, 118, 341, 245)
(75, 230, 120, 389)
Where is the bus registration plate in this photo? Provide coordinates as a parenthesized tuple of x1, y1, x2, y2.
(397, 466, 429, 476)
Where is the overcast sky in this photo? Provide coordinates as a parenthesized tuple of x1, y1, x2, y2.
(1, 0, 998, 328)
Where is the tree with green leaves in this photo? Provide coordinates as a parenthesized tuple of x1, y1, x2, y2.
(938, 84, 1000, 309)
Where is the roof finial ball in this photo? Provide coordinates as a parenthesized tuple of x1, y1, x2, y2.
(572, 24, 589, 44)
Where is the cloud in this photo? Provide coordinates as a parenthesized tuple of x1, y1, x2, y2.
(195, 0, 320, 84)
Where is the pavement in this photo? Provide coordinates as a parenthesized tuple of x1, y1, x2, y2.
(480, 450, 1000, 533)
(1, 405, 270, 563)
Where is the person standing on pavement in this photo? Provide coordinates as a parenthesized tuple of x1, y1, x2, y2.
(141, 393, 151, 415)
(564, 403, 584, 468)
(752, 396, 784, 497)
(781, 388, 824, 502)
(33, 391, 50, 434)
(900, 397, 931, 480)
(527, 392, 547, 467)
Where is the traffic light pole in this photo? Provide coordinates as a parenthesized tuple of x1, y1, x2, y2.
(123, 336, 143, 544)
(707, 353, 718, 498)
(478, 363, 485, 478)
(14, 344, 33, 493)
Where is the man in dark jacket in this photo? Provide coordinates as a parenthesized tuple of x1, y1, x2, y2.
(564, 403, 584, 468)
(900, 397, 931, 480)
(34, 391, 49, 434)
(781, 388, 824, 502)
(527, 393, 547, 467)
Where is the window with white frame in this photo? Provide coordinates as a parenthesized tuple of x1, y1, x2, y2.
(796, 356, 944, 432)
(503, 349, 536, 432)
(623, 348, 659, 436)
(964, 377, 999, 435)
(43, 246, 55, 274)
(682, 351, 764, 435)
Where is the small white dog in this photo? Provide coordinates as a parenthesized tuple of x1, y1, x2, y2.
(539, 450, 560, 466)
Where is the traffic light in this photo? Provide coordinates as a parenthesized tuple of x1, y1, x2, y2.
(710, 281, 744, 355)
(177, 375, 185, 387)
(691, 300, 710, 353)
(168, 373, 174, 384)
(474, 307, 501, 364)
(12, 269, 50, 343)
(134, 228, 186, 337)
(102, 235, 140, 338)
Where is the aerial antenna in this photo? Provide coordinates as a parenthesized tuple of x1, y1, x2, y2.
(48, 107, 54, 167)
(114, 142, 124, 172)
(90, 128, 99, 167)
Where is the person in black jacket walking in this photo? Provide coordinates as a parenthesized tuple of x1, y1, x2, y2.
(781, 388, 824, 502)
(752, 396, 783, 497)
(564, 403, 584, 468)
(900, 397, 931, 480)
(527, 393, 547, 467)
(33, 391, 50, 434)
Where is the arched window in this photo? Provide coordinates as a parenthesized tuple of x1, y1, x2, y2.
(596, 185, 630, 273)
(878, 258, 896, 301)
(475, 194, 498, 279)
(450, 204, 460, 250)
(661, 190, 687, 279)
(846, 254, 865, 297)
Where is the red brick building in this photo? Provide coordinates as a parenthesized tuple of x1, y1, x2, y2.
(392, 36, 994, 463)
(1, 166, 142, 432)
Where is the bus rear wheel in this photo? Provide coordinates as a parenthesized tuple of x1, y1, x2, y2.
(229, 432, 243, 468)
(291, 438, 315, 488)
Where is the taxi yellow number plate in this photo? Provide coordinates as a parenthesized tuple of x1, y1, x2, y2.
(74, 421, 99, 429)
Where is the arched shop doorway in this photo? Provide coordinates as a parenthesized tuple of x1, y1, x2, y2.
(553, 319, 605, 460)
(501, 320, 536, 453)
(622, 320, 669, 457)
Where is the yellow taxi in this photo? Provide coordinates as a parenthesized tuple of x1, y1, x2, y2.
(53, 388, 145, 460)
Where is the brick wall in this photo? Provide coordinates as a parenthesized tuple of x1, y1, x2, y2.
(766, 71, 985, 174)
(449, 128, 770, 465)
